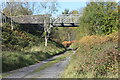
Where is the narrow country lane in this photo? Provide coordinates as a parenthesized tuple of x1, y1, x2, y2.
(2, 50, 76, 78)
(24, 55, 69, 78)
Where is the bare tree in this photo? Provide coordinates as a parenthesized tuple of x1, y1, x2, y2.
(5, 2, 14, 30)
(40, 0, 58, 46)
(2, 0, 34, 30)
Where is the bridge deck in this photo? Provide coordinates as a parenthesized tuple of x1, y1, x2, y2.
(1, 13, 81, 27)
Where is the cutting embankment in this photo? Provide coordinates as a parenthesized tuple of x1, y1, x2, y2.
(2, 50, 73, 78)
(62, 32, 119, 78)
(2, 23, 66, 72)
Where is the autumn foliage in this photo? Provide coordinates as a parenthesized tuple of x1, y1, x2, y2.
(62, 41, 78, 47)
(63, 31, 118, 47)
(62, 32, 119, 78)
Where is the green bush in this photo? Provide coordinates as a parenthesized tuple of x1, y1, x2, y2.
(77, 2, 118, 38)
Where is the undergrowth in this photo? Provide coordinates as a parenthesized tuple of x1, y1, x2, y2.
(62, 32, 119, 78)
(1, 23, 66, 72)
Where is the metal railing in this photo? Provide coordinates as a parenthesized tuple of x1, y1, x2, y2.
(0, 12, 81, 27)
(52, 14, 81, 24)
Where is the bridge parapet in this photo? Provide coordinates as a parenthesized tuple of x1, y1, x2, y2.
(52, 14, 81, 24)
(10, 15, 51, 24)
(0, 12, 81, 27)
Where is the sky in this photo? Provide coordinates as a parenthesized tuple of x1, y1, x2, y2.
(33, 2, 87, 16)
(57, 2, 86, 15)
(0, 0, 119, 16)
(33, 0, 119, 16)
(0, 1, 86, 16)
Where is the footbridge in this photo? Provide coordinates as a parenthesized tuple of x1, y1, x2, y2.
(0, 12, 81, 27)
(51, 14, 81, 27)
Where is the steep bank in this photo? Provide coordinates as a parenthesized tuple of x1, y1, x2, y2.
(2, 23, 66, 72)
(2, 50, 74, 78)
(62, 32, 119, 78)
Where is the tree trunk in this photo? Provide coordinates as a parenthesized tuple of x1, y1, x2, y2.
(11, 17, 13, 30)
(44, 14, 48, 47)
(45, 34, 48, 46)
(10, 9, 13, 30)
(68, 33, 71, 42)
(0, 15, 2, 27)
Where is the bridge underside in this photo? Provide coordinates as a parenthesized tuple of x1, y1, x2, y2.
(18, 23, 79, 27)
(52, 23, 79, 27)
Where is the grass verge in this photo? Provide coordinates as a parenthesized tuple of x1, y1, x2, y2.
(2, 44, 66, 72)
